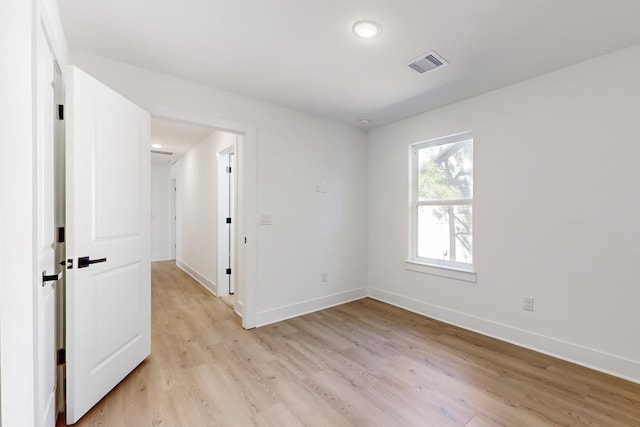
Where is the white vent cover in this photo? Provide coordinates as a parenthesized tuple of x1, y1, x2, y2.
(151, 149, 174, 155)
(406, 50, 448, 74)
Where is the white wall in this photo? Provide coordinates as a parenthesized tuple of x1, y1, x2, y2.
(150, 164, 172, 261)
(0, 2, 36, 424)
(70, 50, 369, 326)
(170, 130, 236, 294)
(368, 44, 640, 382)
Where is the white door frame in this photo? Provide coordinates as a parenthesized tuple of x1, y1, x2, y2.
(0, 1, 68, 424)
(153, 108, 257, 329)
(36, 21, 58, 427)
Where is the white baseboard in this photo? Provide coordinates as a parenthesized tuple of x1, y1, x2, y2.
(368, 286, 640, 385)
(151, 257, 174, 262)
(175, 260, 218, 296)
(255, 287, 368, 327)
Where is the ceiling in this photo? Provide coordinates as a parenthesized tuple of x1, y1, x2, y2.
(58, 0, 640, 129)
(150, 118, 214, 164)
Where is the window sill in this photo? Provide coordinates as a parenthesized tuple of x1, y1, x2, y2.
(405, 260, 477, 283)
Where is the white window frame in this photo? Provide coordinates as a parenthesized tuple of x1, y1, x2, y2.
(407, 131, 476, 281)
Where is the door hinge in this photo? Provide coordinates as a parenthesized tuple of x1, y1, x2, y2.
(57, 348, 65, 365)
(57, 226, 65, 243)
(226, 167, 232, 173)
(226, 268, 232, 275)
(58, 104, 64, 120)
(226, 217, 232, 224)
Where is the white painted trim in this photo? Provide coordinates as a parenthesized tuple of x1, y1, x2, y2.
(368, 286, 640, 384)
(255, 288, 368, 327)
(405, 260, 477, 283)
(151, 257, 174, 262)
(176, 260, 218, 296)
(234, 300, 244, 318)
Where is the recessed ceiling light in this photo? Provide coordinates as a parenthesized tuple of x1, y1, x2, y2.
(151, 143, 163, 149)
(352, 20, 381, 39)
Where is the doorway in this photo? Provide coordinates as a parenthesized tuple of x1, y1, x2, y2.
(151, 111, 256, 329)
(151, 117, 247, 319)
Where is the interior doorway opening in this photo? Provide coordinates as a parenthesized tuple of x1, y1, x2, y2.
(150, 117, 244, 319)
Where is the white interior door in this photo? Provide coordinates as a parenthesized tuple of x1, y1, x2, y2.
(229, 151, 236, 295)
(170, 178, 176, 260)
(36, 24, 58, 427)
(65, 66, 151, 424)
(217, 147, 236, 296)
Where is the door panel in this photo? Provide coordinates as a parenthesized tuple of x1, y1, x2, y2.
(94, 105, 142, 239)
(66, 66, 150, 424)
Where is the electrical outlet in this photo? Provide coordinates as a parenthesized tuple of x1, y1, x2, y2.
(523, 296, 534, 312)
(320, 271, 328, 283)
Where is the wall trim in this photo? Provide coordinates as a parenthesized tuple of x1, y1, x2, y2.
(368, 286, 640, 384)
(235, 300, 244, 318)
(176, 259, 218, 296)
(255, 287, 368, 327)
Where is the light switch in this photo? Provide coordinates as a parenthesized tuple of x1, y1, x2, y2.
(259, 214, 272, 225)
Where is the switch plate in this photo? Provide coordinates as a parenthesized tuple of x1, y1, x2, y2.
(320, 271, 328, 283)
(315, 182, 329, 193)
(523, 296, 534, 312)
(259, 214, 272, 225)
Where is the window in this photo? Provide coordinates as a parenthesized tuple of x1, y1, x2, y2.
(410, 132, 473, 271)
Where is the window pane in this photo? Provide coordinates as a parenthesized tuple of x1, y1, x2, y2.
(418, 139, 473, 201)
(417, 205, 472, 264)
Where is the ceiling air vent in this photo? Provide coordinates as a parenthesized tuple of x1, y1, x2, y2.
(151, 150, 174, 155)
(407, 50, 448, 74)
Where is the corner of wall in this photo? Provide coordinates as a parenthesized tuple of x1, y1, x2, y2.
(255, 287, 368, 327)
(368, 286, 640, 384)
(175, 259, 218, 296)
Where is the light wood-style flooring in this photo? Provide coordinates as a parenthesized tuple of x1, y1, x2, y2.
(59, 261, 640, 426)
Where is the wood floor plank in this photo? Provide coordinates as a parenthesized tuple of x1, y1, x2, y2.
(58, 261, 640, 426)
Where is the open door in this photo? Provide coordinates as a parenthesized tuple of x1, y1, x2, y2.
(65, 66, 151, 424)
